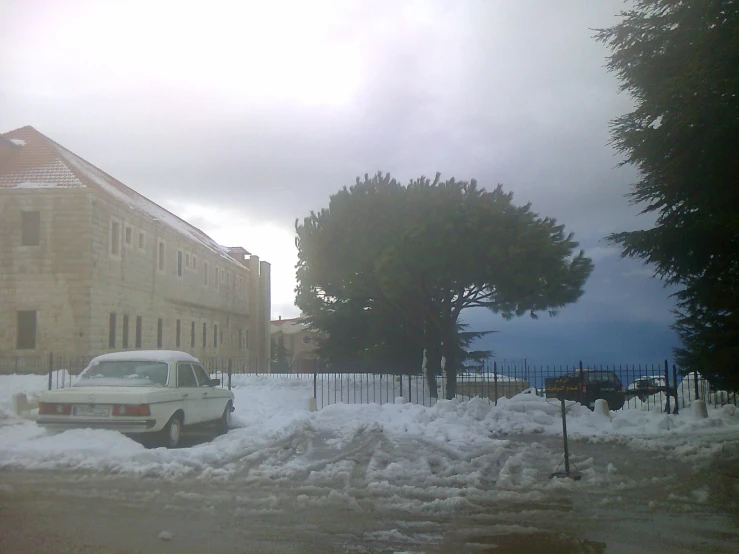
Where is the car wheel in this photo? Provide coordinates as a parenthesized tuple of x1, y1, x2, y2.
(159, 413, 183, 448)
(216, 401, 232, 435)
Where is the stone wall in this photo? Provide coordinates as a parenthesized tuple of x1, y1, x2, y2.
(86, 192, 257, 361)
(0, 189, 93, 356)
(0, 187, 271, 370)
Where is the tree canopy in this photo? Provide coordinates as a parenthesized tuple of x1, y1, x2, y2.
(295, 173, 592, 398)
(596, 0, 739, 390)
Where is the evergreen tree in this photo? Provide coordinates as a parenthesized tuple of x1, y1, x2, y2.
(596, 0, 739, 390)
(270, 334, 290, 373)
(296, 173, 592, 398)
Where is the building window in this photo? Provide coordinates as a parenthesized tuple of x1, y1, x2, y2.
(125, 226, 132, 245)
(122, 315, 129, 348)
(177, 250, 183, 277)
(193, 256, 197, 270)
(157, 318, 163, 348)
(214, 267, 219, 290)
(203, 262, 209, 286)
(138, 232, 145, 249)
(21, 211, 40, 246)
(191, 322, 195, 348)
(213, 324, 218, 348)
(239, 328, 243, 350)
(185, 253, 190, 268)
(176, 319, 181, 348)
(158, 242, 165, 271)
(16, 311, 37, 349)
(111, 221, 120, 255)
(202, 322, 207, 348)
(136, 316, 142, 348)
(221, 268, 225, 283)
(109, 313, 117, 348)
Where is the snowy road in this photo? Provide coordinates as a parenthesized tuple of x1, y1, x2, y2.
(1, 374, 738, 552)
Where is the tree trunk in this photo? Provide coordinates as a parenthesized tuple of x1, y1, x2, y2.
(425, 347, 441, 399)
(444, 349, 458, 400)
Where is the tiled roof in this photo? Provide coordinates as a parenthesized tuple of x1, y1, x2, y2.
(0, 127, 83, 189)
(0, 126, 247, 265)
(270, 317, 314, 335)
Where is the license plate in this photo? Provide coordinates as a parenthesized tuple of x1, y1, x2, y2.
(600, 388, 615, 392)
(72, 406, 110, 417)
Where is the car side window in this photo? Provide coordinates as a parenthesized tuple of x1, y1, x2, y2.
(177, 363, 197, 387)
(192, 364, 211, 387)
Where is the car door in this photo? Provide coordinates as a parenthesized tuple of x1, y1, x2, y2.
(176, 362, 205, 424)
(191, 363, 226, 421)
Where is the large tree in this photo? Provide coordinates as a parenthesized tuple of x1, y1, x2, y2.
(295, 173, 592, 398)
(596, 0, 739, 390)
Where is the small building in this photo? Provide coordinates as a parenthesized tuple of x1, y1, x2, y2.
(270, 316, 321, 373)
(0, 126, 271, 370)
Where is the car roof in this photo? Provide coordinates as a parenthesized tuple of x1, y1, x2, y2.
(89, 350, 200, 364)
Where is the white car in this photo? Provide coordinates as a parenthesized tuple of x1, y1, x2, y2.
(36, 350, 235, 448)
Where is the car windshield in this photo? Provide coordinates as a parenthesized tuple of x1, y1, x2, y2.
(74, 361, 169, 387)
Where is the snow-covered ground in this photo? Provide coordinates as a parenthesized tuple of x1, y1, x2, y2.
(2, 373, 738, 552)
(1, 373, 737, 480)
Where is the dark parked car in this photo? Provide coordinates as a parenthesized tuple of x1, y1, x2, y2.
(545, 369, 625, 411)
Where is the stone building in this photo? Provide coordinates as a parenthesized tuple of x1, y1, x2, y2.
(0, 126, 271, 370)
(270, 316, 321, 373)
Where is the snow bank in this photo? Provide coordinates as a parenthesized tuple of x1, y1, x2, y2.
(0, 374, 736, 493)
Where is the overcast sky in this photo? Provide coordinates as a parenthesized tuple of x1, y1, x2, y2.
(0, 0, 680, 364)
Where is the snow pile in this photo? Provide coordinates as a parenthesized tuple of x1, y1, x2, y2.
(0, 374, 50, 419)
(0, 374, 736, 491)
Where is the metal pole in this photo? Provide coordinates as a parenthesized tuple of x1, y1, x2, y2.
(48, 352, 53, 391)
(561, 398, 570, 476)
(494, 361, 499, 406)
(672, 364, 679, 414)
(228, 358, 232, 390)
(578, 360, 584, 405)
(663, 359, 671, 414)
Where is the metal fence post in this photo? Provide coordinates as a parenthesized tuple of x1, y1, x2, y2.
(672, 364, 679, 414)
(48, 352, 53, 391)
(408, 374, 412, 404)
(494, 361, 498, 406)
(313, 372, 317, 400)
(663, 359, 671, 414)
(578, 361, 584, 405)
(228, 358, 232, 391)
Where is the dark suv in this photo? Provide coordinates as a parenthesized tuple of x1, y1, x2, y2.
(545, 369, 625, 411)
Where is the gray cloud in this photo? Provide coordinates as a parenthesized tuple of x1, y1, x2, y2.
(1, 0, 679, 359)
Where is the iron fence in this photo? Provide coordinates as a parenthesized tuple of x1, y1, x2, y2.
(2, 354, 736, 413)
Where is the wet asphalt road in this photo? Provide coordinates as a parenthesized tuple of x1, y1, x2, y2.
(1, 431, 738, 553)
